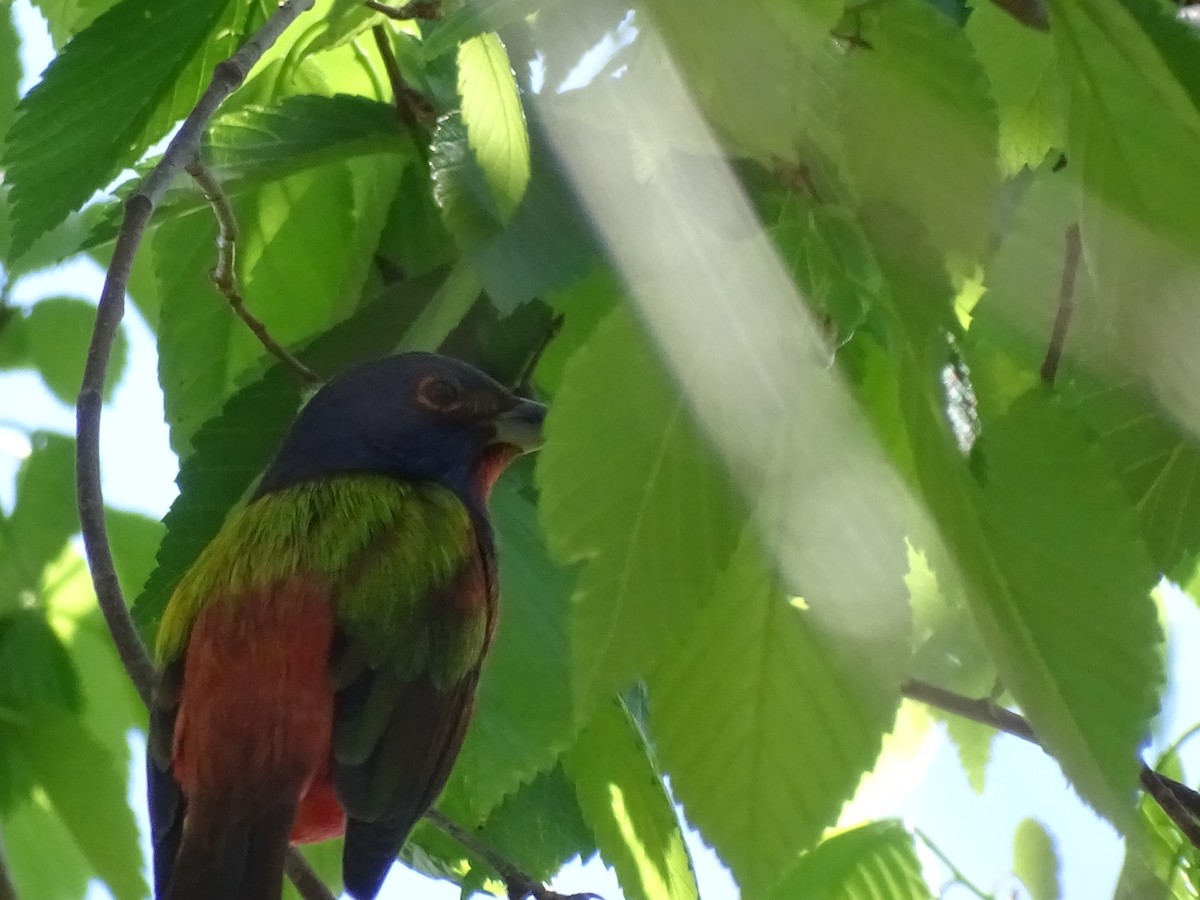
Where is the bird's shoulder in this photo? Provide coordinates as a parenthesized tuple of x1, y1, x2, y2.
(155, 475, 483, 665)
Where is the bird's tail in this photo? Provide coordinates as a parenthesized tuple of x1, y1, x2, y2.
(165, 800, 297, 900)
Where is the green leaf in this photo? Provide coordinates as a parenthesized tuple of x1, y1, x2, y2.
(766, 197, 877, 343)
(971, 393, 1162, 819)
(563, 698, 699, 900)
(135, 269, 450, 640)
(766, 821, 932, 900)
(0, 433, 77, 612)
(105, 509, 166, 601)
(43, 550, 145, 764)
(33, 0, 125, 45)
(639, 0, 843, 161)
(155, 161, 379, 455)
(1012, 818, 1061, 900)
(0, 5, 20, 148)
(3, 0, 233, 252)
(24, 297, 128, 405)
(431, 112, 504, 248)
(842, 0, 1000, 259)
(965, 0, 1064, 174)
(423, 0, 546, 61)
(17, 714, 146, 900)
(0, 610, 82, 714)
(87, 94, 411, 249)
(973, 174, 1200, 580)
(873, 213, 1162, 826)
(457, 32, 530, 220)
(537, 305, 742, 710)
(1068, 377, 1200, 580)
(1047, 0, 1200, 248)
(207, 94, 408, 183)
(467, 764, 596, 883)
(648, 534, 901, 897)
(442, 463, 578, 821)
(944, 716, 994, 795)
(2, 788, 91, 900)
(471, 131, 601, 313)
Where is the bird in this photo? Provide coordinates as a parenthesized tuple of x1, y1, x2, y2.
(145, 352, 547, 900)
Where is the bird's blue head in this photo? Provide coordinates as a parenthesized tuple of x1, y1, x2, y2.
(255, 352, 546, 504)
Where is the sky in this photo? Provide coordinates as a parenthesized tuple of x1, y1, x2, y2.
(6, 1, 1200, 899)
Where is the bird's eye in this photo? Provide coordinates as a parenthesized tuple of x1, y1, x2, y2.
(417, 376, 462, 411)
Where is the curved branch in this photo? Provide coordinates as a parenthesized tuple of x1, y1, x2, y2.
(185, 160, 319, 386)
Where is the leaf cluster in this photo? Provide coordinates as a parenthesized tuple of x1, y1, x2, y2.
(3, 0, 1200, 898)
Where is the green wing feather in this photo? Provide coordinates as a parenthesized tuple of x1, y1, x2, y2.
(156, 475, 476, 665)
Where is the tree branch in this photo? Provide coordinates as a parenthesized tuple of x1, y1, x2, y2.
(426, 811, 600, 900)
(513, 313, 564, 393)
(185, 160, 319, 387)
(1040, 223, 1081, 387)
(75, 3, 334, 899)
(369, 23, 435, 126)
(902, 679, 1200, 851)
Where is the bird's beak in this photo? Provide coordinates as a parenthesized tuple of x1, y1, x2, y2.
(492, 397, 547, 453)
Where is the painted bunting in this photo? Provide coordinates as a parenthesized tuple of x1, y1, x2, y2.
(146, 352, 546, 900)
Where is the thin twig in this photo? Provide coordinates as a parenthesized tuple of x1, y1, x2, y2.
(513, 313, 564, 393)
(186, 160, 319, 387)
(912, 829, 991, 900)
(75, 3, 334, 899)
(902, 679, 1035, 744)
(902, 679, 1200, 851)
(283, 852, 336, 900)
(427, 811, 601, 900)
(365, 0, 441, 21)
(1040, 223, 1081, 386)
(371, 24, 410, 118)
(369, 23, 435, 126)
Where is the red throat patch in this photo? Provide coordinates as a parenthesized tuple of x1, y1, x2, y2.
(473, 444, 520, 499)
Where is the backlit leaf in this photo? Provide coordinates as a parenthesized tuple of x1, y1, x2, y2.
(537, 305, 742, 712)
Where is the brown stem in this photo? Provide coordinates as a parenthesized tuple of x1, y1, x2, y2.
(1040, 223, 1081, 386)
(426, 811, 601, 900)
(902, 679, 1200, 851)
(75, 3, 333, 899)
(186, 160, 319, 387)
(513, 314, 564, 393)
(369, 23, 435, 127)
(371, 24, 410, 119)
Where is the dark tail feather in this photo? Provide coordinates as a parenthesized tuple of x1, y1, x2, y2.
(342, 817, 413, 900)
(165, 802, 295, 900)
